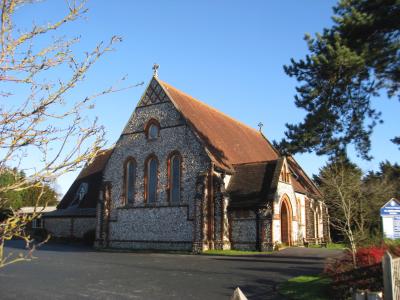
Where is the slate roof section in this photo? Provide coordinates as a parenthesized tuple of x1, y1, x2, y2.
(227, 156, 323, 208)
(158, 79, 280, 171)
(43, 208, 96, 218)
(56, 149, 113, 210)
(227, 160, 278, 208)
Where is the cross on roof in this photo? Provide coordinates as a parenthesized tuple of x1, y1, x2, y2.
(258, 122, 264, 132)
(152, 63, 159, 77)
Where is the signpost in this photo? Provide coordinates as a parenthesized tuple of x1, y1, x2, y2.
(381, 198, 400, 239)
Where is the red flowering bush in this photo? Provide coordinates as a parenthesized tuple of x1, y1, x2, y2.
(324, 245, 388, 276)
(324, 246, 388, 299)
(324, 250, 354, 275)
(356, 246, 386, 267)
(323, 242, 400, 298)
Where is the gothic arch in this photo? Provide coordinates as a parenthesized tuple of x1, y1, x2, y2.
(123, 156, 137, 205)
(144, 154, 159, 204)
(167, 151, 182, 204)
(144, 118, 160, 140)
(280, 194, 293, 246)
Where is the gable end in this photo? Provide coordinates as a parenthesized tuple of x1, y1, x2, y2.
(137, 78, 170, 107)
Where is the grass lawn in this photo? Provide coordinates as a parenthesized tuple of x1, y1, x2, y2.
(278, 275, 331, 300)
(202, 249, 272, 256)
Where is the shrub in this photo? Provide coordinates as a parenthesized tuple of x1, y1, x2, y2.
(324, 245, 387, 299)
(273, 241, 282, 251)
(356, 246, 386, 266)
(325, 257, 383, 299)
(325, 245, 388, 275)
(323, 241, 400, 299)
(384, 239, 400, 257)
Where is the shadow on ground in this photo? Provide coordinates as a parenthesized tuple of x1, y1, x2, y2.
(1, 240, 342, 300)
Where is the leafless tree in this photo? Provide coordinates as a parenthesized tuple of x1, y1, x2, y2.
(317, 159, 367, 267)
(0, 0, 137, 267)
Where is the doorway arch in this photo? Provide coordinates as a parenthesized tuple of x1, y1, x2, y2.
(280, 195, 293, 246)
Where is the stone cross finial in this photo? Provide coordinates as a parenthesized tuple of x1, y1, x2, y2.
(258, 122, 264, 132)
(152, 63, 159, 77)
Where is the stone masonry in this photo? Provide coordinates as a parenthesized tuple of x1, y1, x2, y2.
(98, 79, 210, 250)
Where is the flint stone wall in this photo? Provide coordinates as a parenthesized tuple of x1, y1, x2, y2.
(230, 210, 257, 251)
(44, 218, 70, 237)
(109, 241, 192, 251)
(103, 96, 210, 248)
(109, 206, 192, 241)
(73, 218, 96, 238)
(44, 217, 95, 238)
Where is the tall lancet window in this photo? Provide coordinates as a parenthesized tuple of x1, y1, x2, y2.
(124, 158, 136, 204)
(145, 155, 158, 203)
(168, 152, 182, 204)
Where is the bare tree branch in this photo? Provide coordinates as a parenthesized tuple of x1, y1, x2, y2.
(0, 0, 140, 267)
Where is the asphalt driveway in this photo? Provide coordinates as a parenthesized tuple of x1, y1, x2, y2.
(0, 241, 341, 300)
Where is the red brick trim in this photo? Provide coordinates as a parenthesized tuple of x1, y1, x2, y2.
(279, 194, 293, 245)
(273, 214, 280, 220)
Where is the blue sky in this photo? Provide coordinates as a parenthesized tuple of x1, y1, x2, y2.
(14, 1, 400, 196)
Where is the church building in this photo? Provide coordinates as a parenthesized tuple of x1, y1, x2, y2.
(44, 72, 330, 252)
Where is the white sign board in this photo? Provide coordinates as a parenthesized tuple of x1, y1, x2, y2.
(381, 198, 400, 239)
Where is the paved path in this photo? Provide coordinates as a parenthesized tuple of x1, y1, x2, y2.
(0, 241, 341, 300)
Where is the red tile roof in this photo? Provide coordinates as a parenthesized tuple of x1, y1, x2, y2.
(287, 156, 321, 197)
(291, 176, 308, 195)
(77, 149, 113, 179)
(158, 79, 280, 171)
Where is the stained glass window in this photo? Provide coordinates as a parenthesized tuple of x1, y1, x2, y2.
(170, 154, 181, 203)
(125, 160, 136, 204)
(147, 157, 158, 203)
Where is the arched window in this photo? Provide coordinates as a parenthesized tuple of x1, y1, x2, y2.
(145, 155, 158, 203)
(148, 124, 159, 139)
(168, 152, 182, 203)
(124, 158, 136, 204)
(70, 182, 88, 207)
(145, 119, 160, 140)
